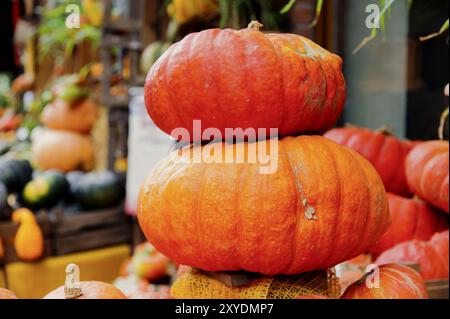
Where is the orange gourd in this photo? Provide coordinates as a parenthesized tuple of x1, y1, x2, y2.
(341, 263, 428, 299)
(376, 230, 449, 280)
(369, 193, 448, 256)
(145, 23, 346, 142)
(44, 281, 127, 299)
(12, 208, 44, 262)
(41, 98, 98, 134)
(405, 141, 449, 213)
(324, 126, 417, 196)
(139, 136, 390, 275)
(32, 129, 95, 172)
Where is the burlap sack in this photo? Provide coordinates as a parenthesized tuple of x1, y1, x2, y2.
(171, 268, 340, 299)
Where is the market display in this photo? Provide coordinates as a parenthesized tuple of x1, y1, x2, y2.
(0, 0, 448, 304)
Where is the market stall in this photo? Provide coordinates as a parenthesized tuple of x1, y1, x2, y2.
(0, 0, 448, 302)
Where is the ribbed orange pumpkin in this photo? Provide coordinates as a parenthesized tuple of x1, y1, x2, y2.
(324, 126, 416, 196)
(138, 136, 390, 275)
(369, 193, 448, 256)
(341, 263, 428, 299)
(405, 141, 449, 213)
(44, 281, 127, 299)
(41, 98, 98, 134)
(376, 230, 449, 280)
(144, 24, 346, 142)
(32, 129, 95, 172)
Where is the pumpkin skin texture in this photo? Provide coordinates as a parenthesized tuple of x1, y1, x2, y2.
(324, 126, 416, 196)
(369, 193, 448, 256)
(341, 263, 428, 299)
(376, 230, 449, 280)
(145, 27, 346, 142)
(405, 141, 449, 213)
(41, 98, 98, 134)
(138, 136, 390, 275)
(0, 288, 18, 299)
(32, 129, 95, 173)
(44, 281, 127, 299)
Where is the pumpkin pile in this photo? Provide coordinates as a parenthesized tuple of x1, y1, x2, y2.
(138, 22, 394, 299)
(32, 74, 97, 172)
(325, 126, 449, 261)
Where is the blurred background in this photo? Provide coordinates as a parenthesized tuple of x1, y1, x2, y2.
(0, 0, 448, 298)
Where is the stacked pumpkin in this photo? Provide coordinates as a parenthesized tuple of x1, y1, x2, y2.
(32, 74, 98, 173)
(137, 22, 397, 299)
(325, 103, 449, 290)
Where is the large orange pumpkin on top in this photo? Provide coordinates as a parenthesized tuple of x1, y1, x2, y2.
(341, 263, 428, 299)
(139, 136, 389, 275)
(376, 230, 449, 280)
(405, 141, 449, 213)
(41, 98, 98, 134)
(324, 126, 416, 196)
(144, 23, 346, 142)
(369, 193, 448, 256)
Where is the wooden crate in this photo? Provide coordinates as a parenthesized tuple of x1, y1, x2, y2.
(50, 204, 132, 256)
(0, 211, 53, 265)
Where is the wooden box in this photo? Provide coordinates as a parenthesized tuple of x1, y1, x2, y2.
(50, 204, 132, 256)
(0, 211, 53, 265)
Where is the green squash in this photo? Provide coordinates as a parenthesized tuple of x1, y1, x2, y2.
(0, 159, 33, 193)
(22, 170, 68, 209)
(0, 182, 10, 220)
(140, 41, 171, 74)
(72, 171, 122, 210)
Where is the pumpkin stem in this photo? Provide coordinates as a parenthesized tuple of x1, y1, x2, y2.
(438, 107, 449, 141)
(375, 125, 394, 136)
(248, 20, 263, 31)
(64, 264, 82, 299)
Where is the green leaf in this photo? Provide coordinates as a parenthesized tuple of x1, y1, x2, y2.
(420, 19, 449, 41)
(280, 0, 296, 14)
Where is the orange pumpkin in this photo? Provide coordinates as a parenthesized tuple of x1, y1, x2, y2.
(342, 263, 428, 299)
(145, 23, 346, 142)
(369, 193, 448, 256)
(376, 230, 449, 280)
(32, 129, 95, 172)
(44, 281, 127, 299)
(324, 126, 417, 196)
(0, 288, 18, 299)
(405, 141, 449, 213)
(139, 136, 390, 275)
(41, 98, 99, 134)
(126, 243, 171, 282)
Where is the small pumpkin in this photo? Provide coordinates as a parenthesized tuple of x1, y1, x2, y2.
(139, 136, 389, 275)
(32, 129, 95, 173)
(0, 288, 18, 299)
(369, 193, 448, 256)
(376, 230, 449, 280)
(12, 208, 44, 262)
(70, 171, 122, 209)
(145, 23, 346, 142)
(167, 0, 219, 25)
(125, 243, 171, 282)
(341, 263, 428, 299)
(22, 170, 68, 209)
(405, 141, 449, 213)
(41, 98, 99, 134)
(0, 158, 33, 193)
(324, 126, 416, 196)
(44, 264, 127, 299)
(140, 42, 171, 74)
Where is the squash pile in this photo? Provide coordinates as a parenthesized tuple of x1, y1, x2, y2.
(139, 23, 394, 299)
(32, 74, 97, 172)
